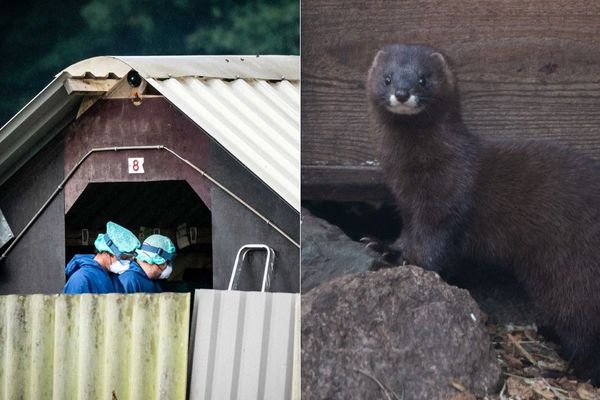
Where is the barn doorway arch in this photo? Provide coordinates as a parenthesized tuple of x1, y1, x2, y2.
(65, 180, 212, 291)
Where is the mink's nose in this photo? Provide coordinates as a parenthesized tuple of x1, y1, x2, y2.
(395, 90, 410, 103)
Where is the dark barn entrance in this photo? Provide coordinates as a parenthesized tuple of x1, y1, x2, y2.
(65, 180, 212, 291)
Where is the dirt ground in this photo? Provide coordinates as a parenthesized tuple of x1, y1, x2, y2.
(449, 324, 600, 400)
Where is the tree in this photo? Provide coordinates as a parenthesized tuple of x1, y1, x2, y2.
(0, 0, 299, 126)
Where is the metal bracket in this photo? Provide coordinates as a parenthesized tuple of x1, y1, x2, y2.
(228, 244, 275, 292)
(81, 228, 89, 245)
(189, 227, 198, 244)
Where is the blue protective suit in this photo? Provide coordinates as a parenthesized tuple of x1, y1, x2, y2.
(63, 254, 125, 294)
(118, 261, 162, 293)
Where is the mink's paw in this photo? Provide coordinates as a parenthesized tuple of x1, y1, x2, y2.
(360, 237, 406, 270)
(360, 236, 389, 253)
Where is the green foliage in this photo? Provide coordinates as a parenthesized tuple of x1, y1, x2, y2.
(186, 1, 300, 55)
(0, 0, 299, 126)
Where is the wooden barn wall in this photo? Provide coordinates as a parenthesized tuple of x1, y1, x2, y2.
(0, 134, 65, 294)
(64, 97, 299, 293)
(301, 0, 600, 201)
(211, 189, 299, 294)
(63, 98, 213, 212)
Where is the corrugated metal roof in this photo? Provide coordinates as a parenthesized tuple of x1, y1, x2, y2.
(0, 55, 300, 211)
(150, 77, 300, 210)
(65, 55, 299, 80)
(189, 289, 300, 400)
(0, 293, 190, 400)
(0, 72, 81, 188)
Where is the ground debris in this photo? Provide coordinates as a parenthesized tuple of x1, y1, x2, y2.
(485, 325, 600, 400)
(449, 392, 478, 400)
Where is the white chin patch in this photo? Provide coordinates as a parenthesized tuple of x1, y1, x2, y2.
(387, 94, 425, 115)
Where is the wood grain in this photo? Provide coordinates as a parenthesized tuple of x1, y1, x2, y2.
(301, 0, 600, 199)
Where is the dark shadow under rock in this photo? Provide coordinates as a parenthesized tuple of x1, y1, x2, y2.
(302, 266, 502, 400)
(446, 264, 536, 326)
(303, 200, 402, 242)
(301, 208, 385, 293)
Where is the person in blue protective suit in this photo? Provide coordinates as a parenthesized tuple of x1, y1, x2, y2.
(64, 221, 141, 294)
(119, 234, 176, 293)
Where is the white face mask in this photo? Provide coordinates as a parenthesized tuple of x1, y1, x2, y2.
(159, 264, 172, 280)
(109, 259, 130, 275)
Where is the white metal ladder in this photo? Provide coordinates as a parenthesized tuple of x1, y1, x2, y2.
(227, 244, 276, 292)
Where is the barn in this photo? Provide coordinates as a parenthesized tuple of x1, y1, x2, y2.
(0, 55, 300, 295)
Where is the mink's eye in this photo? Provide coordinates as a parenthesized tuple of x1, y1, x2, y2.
(418, 76, 427, 86)
(384, 76, 391, 85)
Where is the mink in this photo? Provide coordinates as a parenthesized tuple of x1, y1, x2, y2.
(367, 43, 600, 384)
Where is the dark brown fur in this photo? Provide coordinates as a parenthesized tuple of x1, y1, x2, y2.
(367, 43, 600, 384)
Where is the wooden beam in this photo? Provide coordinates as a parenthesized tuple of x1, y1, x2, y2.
(76, 95, 102, 119)
(302, 165, 393, 202)
(64, 78, 120, 95)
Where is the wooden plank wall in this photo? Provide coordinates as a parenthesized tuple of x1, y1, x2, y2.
(0, 134, 65, 294)
(301, 0, 600, 201)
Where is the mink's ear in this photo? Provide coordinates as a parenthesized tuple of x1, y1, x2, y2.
(371, 50, 385, 67)
(431, 52, 450, 66)
(368, 49, 386, 79)
(431, 51, 455, 87)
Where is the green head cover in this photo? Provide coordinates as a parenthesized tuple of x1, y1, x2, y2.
(136, 234, 176, 265)
(94, 221, 140, 256)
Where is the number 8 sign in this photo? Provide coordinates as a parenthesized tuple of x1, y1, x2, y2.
(128, 157, 145, 174)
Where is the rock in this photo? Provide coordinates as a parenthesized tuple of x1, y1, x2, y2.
(301, 265, 502, 400)
(449, 265, 535, 326)
(301, 208, 384, 293)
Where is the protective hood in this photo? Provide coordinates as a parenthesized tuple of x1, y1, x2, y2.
(65, 254, 101, 279)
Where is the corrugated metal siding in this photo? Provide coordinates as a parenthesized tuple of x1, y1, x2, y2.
(149, 76, 300, 211)
(189, 289, 300, 400)
(0, 293, 190, 400)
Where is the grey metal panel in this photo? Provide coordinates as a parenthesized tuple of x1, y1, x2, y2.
(0, 210, 12, 249)
(0, 293, 190, 400)
(189, 289, 300, 400)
